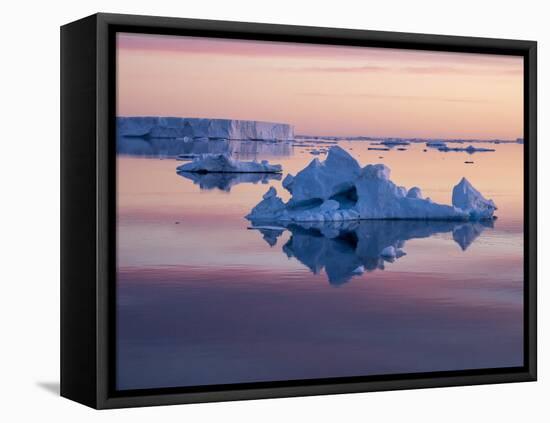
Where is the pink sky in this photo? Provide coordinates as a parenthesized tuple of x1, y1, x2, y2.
(117, 33, 523, 139)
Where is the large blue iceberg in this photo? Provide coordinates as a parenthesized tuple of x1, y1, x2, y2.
(246, 146, 496, 222)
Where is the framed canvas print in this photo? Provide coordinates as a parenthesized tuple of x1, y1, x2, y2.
(60, 13, 537, 409)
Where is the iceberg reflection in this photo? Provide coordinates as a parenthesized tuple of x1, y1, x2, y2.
(178, 171, 282, 192)
(117, 136, 293, 159)
(250, 220, 493, 285)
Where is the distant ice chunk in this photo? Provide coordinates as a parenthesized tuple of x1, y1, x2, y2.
(426, 140, 447, 148)
(438, 144, 495, 154)
(381, 139, 410, 147)
(176, 154, 282, 174)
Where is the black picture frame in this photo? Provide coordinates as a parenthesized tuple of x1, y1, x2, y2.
(60, 12, 537, 409)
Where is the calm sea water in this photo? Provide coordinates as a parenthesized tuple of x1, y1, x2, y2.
(116, 140, 524, 390)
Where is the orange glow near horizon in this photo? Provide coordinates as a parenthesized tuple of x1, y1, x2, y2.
(117, 33, 523, 139)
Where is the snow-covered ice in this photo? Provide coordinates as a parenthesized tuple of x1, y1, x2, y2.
(176, 154, 282, 174)
(246, 146, 496, 223)
(118, 117, 294, 141)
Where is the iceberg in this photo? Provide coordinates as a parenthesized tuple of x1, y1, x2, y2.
(426, 140, 447, 148)
(248, 219, 490, 285)
(380, 139, 410, 147)
(176, 154, 282, 174)
(246, 146, 496, 223)
(117, 117, 294, 141)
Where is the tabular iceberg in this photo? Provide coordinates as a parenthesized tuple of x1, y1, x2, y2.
(246, 146, 496, 222)
(176, 154, 282, 174)
(117, 116, 294, 141)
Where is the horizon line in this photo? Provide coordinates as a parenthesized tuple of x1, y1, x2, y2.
(116, 115, 523, 141)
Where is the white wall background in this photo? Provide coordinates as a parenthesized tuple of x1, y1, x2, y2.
(1, 0, 546, 421)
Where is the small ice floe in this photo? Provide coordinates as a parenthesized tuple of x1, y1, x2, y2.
(438, 145, 495, 154)
(176, 154, 282, 174)
(246, 146, 497, 223)
(380, 139, 410, 147)
(426, 140, 447, 148)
